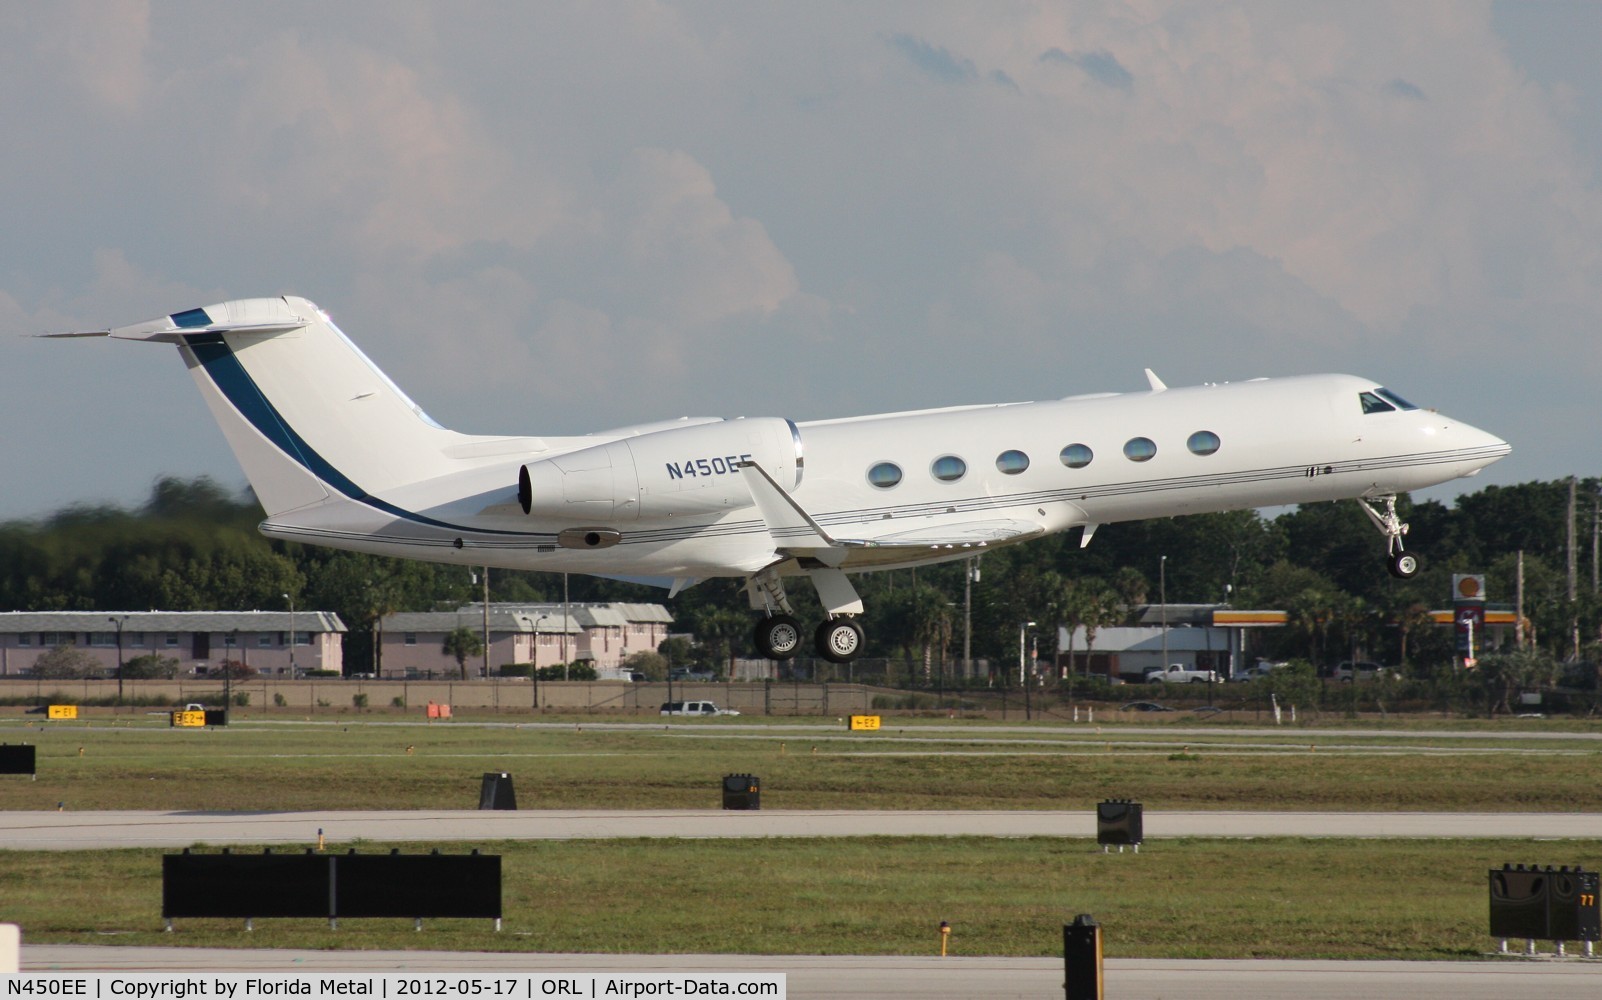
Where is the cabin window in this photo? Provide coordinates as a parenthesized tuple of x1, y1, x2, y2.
(1123, 437, 1157, 462)
(931, 455, 967, 483)
(867, 462, 903, 489)
(1187, 431, 1221, 456)
(1375, 388, 1418, 411)
(996, 450, 1030, 475)
(1359, 391, 1395, 414)
(1060, 443, 1093, 469)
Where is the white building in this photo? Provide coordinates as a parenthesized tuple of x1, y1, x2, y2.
(1058, 606, 1287, 681)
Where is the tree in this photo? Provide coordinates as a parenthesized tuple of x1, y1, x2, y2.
(31, 645, 99, 678)
(622, 650, 668, 680)
(443, 626, 483, 680)
(122, 653, 180, 679)
(658, 636, 694, 671)
(1080, 582, 1124, 677)
(213, 658, 257, 679)
(1476, 649, 1561, 716)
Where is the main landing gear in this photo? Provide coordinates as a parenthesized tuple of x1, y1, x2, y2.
(748, 566, 866, 663)
(1358, 494, 1420, 579)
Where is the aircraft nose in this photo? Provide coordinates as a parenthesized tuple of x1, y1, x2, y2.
(1448, 418, 1511, 473)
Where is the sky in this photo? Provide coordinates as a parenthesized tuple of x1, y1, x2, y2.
(3, 1, 1599, 522)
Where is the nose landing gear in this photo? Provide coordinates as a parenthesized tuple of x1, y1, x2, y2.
(1359, 495, 1420, 579)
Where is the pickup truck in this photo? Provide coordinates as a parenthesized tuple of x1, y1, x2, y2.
(660, 700, 741, 717)
(1144, 665, 1219, 684)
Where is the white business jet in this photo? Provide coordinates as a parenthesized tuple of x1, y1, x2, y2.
(56, 296, 1510, 663)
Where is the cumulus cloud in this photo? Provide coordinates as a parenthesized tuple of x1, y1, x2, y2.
(2, 2, 1600, 514)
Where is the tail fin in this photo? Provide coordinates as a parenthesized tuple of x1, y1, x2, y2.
(103, 296, 516, 519)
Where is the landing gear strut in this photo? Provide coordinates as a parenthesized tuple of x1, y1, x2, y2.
(1358, 495, 1419, 579)
(745, 565, 867, 663)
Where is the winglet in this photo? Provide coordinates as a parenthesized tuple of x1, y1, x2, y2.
(1144, 368, 1167, 392)
(738, 460, 838, 549)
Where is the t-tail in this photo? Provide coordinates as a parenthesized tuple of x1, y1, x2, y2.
(58, 296, 557, 536)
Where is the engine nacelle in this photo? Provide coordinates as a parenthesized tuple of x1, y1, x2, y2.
(518, 417, 803, 522)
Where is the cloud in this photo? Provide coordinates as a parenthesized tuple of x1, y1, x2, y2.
(886, 33, 977, 84)
(1384, 78, 1427, 101)
(3, 3, 1601, 515)
(25, 0, 152, 112)
(1041, 47, 1134, 92)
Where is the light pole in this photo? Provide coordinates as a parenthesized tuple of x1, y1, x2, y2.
(109, 616, 126, 707)
(226, 628, 237, 715)
(964, 557, 978, 681)
(530, 614, 549, 711)
(1159, 555, 1169, 674)
(282, 592, 296, 677)
(1019, 621, 1036, 721)
(1018, 620, 1036, 683)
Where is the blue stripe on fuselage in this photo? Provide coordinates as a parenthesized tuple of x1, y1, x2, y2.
(184, 333, 540, 538)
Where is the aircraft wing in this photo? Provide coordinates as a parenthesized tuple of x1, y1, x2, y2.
(835, 518, 1045, 549)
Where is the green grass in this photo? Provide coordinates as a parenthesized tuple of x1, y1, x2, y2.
(1, 714, 1598, 812)
(0, 837, 1592, 959)
(2, 713, 1599, 959)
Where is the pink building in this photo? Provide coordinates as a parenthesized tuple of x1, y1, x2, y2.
(0, 611, 345, 677)
(378, 602, 673, 679)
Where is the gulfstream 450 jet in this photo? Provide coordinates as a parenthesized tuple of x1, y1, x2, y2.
(56, 296, 1510, 663)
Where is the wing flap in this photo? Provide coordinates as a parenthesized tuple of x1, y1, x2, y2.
(843, 518, 1045, 549)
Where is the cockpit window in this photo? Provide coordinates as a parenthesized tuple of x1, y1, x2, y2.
(1359, 391, 1395, 415)
(1375, 388, 1418, 411)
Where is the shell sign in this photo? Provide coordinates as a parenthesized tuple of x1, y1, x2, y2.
(1453, 574, 1486, 602)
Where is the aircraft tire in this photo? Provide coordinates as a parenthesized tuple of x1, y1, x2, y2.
(815, 618, 864, 664)
(1388, 551, 1420, 579)
(754, 614, 803, 660)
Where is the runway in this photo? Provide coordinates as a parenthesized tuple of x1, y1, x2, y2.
(7, 807, 1600, 996)
(1, 808, 1600, 850)
(20, 944, 1602, 999)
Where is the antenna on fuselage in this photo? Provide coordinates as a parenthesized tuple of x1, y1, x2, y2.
(1144, 369, 1167, 392)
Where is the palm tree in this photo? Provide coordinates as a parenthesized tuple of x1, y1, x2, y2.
(1080, 583, 1123, 678)
(443, 626, 483, 681)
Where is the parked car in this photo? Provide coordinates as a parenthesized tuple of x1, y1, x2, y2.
(659, 700, 740, 716)
(1232, 662, 1287, 682)
(1120, 701, 1174, 713)
(1331, 661, 1399, 682)
(1144, 664, 1220, 684)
